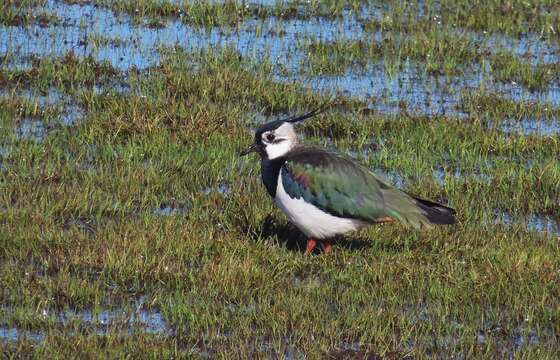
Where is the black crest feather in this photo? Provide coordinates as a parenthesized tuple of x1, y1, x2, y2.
(255, 103, 331, 136)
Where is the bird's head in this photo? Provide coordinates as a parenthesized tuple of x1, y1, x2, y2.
(240, 106, 327, 160)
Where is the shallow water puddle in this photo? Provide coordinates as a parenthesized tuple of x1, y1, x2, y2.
(484, 32, 558, 65)
(490, 81, 560, 108)
(477, 328, 540, 348)
(303, 64, 475, 117)
(1, 1, 558, 117)
(152, 202, 190, 216)
(0, 145, 11, 169)
(403, 303, 549, 355)
(433, 167, 492, 185)
(0, 87, 65, 106)
(202, 182, 231, 197)
(0, 299, 170, 342)
(14, 113, 81, 142)
(1, 0, 364, 71)
(16, 118, 46, 141)
(499, 118, 560, 136)
(496, 212, 560, 238)
(0, 327, 45, 342)
(1, 88, 85, 140)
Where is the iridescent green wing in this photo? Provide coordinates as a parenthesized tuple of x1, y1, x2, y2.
(281, 147, 390, 222)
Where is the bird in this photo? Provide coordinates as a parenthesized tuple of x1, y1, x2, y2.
(241, 106, 456, 255)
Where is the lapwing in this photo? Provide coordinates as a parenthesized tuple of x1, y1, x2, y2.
(241, 106, 456, 255)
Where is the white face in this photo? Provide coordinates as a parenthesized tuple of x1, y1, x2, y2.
(260, 122, 298, 159)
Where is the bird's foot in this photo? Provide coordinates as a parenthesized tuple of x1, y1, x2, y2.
(322, 241, 333, 254)
(303, 238, 316, 256)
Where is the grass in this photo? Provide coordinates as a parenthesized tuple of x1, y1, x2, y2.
(60, 0, 362, 27)
(1, 53, 120, 91)
(1, 0, 559, 358)
(303, 32, 560, 90)
(0, 0, 59, 27)
(435, 0, 560, 39)
(368, 0, 560, 39)
(459, 90, 560, 122)
(489, 52, 560, 90)
(1, 47, 559, 358)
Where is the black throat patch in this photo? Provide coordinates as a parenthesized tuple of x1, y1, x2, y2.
(260, 156, 286, 198)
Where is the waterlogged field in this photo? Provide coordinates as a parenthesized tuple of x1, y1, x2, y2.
(1, 0, 559, 358)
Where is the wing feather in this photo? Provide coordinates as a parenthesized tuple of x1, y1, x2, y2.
(281, 147, 389, 222)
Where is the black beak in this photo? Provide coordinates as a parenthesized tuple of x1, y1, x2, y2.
(240, 142, 258, 156)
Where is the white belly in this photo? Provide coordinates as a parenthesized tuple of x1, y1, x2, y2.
(274, 175, 368, 239)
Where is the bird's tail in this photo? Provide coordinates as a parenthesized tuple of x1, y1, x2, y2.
(381, 189, 456, 229)
(411, 196, 456, 226)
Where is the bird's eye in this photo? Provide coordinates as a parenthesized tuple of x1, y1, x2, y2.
(266, 133, 275, 142)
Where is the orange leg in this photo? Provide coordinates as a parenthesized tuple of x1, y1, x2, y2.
(323, 240, 333, 254)
(303, 238, 316, 256)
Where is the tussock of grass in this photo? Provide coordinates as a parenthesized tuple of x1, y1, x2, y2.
(0, 0, 60, 27)
(2, 53, 119, 90)
(489, 52, 560, 90)
(459, 90, 560, 121)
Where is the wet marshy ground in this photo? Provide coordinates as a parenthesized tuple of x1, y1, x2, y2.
(1, 0, 559, 358)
